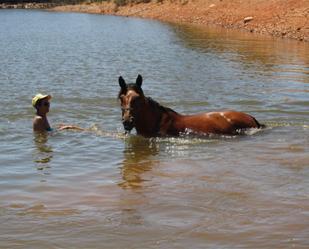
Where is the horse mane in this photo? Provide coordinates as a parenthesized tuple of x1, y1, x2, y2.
(146, 97, 178, 115)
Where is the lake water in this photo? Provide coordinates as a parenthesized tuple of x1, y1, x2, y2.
(0, 9, 308, 248)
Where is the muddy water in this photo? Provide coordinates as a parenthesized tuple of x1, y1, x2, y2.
(0, 10, 308, 248)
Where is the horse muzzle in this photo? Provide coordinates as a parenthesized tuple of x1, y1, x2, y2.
(122, 118, 135, 132)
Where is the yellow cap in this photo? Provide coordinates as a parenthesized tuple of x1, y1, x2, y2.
(32, 93, 51, 107)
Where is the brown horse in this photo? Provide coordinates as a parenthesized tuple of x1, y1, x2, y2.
(118, 75, 264, 137)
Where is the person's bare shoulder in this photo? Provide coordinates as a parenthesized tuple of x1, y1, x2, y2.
(33, 116, 45, 132)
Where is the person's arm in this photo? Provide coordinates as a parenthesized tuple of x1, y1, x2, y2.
(57, 124, 85, 131)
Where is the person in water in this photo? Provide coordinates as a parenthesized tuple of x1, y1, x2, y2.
(32, 93, 84, 132)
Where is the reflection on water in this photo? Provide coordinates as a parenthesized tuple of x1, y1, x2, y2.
(118, 134, 229, 190)
(119, 136, 159, 189)
(33, 132, 53, 170)
(173, 24, 309, 71)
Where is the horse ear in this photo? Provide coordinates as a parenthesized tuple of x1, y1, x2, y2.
(119, 76, 126, 89)
(136, 74, 143, 87)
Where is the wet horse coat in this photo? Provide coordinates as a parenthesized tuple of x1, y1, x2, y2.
(118, 75, 264, 137)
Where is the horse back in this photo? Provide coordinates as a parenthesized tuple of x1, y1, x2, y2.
(175, 110, 261, 135)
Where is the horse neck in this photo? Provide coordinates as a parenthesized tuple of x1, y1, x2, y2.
(135, 97, 180, 136)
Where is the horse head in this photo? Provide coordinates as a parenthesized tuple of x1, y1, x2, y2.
(118, 74, 145, 133)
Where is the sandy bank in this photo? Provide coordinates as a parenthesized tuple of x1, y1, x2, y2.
(51, 0, 308, 42)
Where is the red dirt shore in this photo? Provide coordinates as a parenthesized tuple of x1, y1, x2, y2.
(52, 0, 309, 42)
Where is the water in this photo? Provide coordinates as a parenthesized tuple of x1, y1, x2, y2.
(0, 9, 308, 248)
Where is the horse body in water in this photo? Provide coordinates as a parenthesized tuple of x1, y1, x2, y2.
(118, 75, 264, 137)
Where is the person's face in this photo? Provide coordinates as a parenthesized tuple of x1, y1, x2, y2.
(39, 98, 50, 113)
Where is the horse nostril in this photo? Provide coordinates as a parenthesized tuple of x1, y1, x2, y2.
(122, 119, 134, 131)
